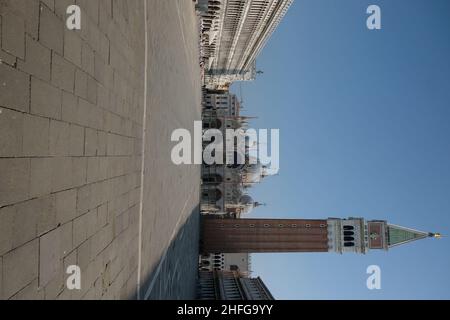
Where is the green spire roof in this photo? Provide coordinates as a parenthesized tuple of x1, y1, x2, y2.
(387, 224, 430, 248)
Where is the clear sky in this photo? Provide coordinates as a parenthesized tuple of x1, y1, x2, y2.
(231, 0, 450, 299)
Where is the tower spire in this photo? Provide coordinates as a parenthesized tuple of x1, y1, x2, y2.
(386, 224, 436, 248)
(429, 232, 443, 238)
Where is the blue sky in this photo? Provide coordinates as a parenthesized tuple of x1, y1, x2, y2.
(231, 0, 450, 299)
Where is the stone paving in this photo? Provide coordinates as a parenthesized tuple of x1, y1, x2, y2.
(0, 0, 201, 300)
(143, 207, 200, 300)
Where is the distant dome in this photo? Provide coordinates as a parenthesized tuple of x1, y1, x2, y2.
(239, 195, 254, 205)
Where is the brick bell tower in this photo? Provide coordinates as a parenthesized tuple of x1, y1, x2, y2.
(200, 216, 440, 254)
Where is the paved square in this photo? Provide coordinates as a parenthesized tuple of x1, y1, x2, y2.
(0, 0, 201, 300)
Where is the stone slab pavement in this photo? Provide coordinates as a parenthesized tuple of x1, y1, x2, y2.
(0, 0, 201, 300)
(139, 0, 202, 300)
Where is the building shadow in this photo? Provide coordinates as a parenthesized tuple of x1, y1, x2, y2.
(133, 205, 200, 300)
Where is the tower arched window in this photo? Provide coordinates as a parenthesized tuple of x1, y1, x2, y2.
(343, 225, 354, 230)
(344, 242, 355, 247)
(344, 236, 354, 241)
(343, 231, 354, 236)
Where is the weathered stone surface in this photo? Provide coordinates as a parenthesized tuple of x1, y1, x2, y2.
(74, 68, 88, 99)
(69, 124, 85, 156)
(30, 77, 61, 119)
(72, 157, 87, 187)
(2, 240, 39, 299)
(39, 227, 62, 287)
(40, 0, 54, 11)
(64, 29, 82, 67)
(82, 42, 95, 77)
(49, 120, 70, 156)
(61, 91, 78, 123)
(12, 198, 40, 248)
(0, 47, 16, 66)
(0, 0, 40, 40)
(1, 12, 25, 58)
(17, 35, 51, 81)
(0, 257, 3, 299)
(9, 279, 44, 300)
(0, 0, 201, 300)
(35, 195, 57, 236)
(0, 206, 14, 256)
(0, 158, 30, 206)
(0, 107, 23, 157)
(23, 113, 50, 156)
(0, 64, 29, 112)
(51, 52, 75, 92)
(50, 157, 72, 192)
(30, 157, 52, 197)
(39, 3, 63, 54)
(59, 222, 73, 257)
(55, 189, 77, 225)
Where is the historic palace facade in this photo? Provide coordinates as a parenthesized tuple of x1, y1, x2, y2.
(200, 90, 270, 217)
(197, 0, 294, 89)
(198, 270, 274, 300)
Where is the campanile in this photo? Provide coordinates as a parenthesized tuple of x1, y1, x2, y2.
(201, 216, 440, 254)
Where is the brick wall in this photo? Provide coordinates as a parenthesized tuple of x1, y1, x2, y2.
(0, 0, 145, 299)
(201, 218, 330, 253)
